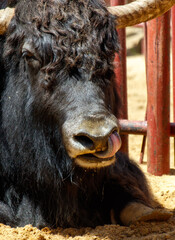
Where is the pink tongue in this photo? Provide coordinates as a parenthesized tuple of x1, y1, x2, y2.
(108, 132, 122, 157)
(94, 131, 122, 159)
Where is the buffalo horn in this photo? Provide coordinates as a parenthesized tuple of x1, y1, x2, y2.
(108, 0, 175, 28)
(0, 1, 175, 34)
(0, 7, 15, 35)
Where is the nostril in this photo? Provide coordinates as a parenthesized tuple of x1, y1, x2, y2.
(74, 135, 94, 149)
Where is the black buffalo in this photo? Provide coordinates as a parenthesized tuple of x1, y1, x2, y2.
(0, 0, 168, 229)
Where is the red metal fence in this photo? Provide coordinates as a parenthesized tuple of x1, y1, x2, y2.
(109, 0, 174, 176)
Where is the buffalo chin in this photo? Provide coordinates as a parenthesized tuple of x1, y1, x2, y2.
(74, 155, 116, 169)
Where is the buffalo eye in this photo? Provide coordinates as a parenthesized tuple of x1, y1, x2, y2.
(22, 50, 41, 67)
(22, 41, 41, 70)
(22, 51, 37, 61)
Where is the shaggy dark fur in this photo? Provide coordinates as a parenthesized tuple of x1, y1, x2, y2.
(0, 0, 154, 228)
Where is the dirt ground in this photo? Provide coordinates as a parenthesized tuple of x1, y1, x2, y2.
(0, 27, 175, 239)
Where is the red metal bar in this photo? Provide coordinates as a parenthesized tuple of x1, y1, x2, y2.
(172, 6, 175, 166)
(146, 12, 170, 176)
(110, 0, 128, 155)
(119, 120, 175, 137)
(119, 120, 147, 135)
(139, 22, 148, 164)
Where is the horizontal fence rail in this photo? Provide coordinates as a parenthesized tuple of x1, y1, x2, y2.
(119, 120, 175, 136)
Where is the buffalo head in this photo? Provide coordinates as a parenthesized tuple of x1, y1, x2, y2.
(0, 0, 174, 170)
(1, 0, 123, 170)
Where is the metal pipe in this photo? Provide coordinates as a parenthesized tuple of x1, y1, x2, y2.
(146, 12, 170, 176)
(172, 6, 175, 166)
(110, 0, 129, 155)
(119, 120, 147, 135)
(119, 120, 175, 136)
(139, 22, 148, 164)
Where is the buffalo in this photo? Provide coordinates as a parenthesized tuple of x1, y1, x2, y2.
(0, 0, 173, 229)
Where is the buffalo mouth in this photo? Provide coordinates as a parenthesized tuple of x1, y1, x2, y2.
(75, 154, 116, 168)
(74, 131, 121, 168)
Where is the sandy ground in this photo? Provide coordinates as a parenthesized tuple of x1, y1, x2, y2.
(0, 27, 175, 239)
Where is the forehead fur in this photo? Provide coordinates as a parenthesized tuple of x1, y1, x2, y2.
(15, 0, 113, 29)
(5, 0, 119, 77)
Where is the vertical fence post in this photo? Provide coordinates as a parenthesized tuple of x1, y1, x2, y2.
(110, 0, 128, 155)
(147, 12, 170, 176)
(172, 6, 175, 166)
(139, 23, 148, 164)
